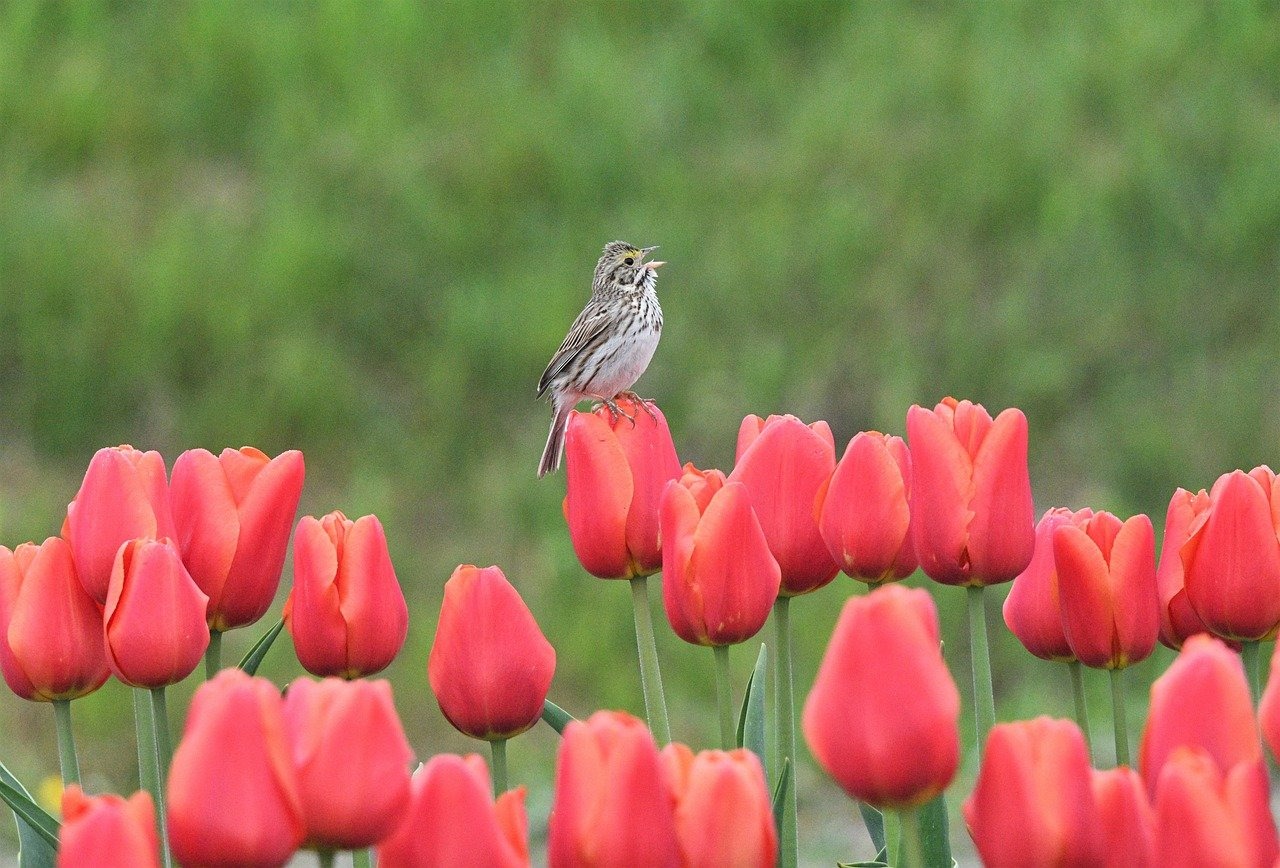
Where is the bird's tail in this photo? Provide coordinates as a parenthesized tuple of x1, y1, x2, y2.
(538, 403, 572, 477)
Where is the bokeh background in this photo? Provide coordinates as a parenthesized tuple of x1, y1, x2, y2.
(1, 1, 1278, 863)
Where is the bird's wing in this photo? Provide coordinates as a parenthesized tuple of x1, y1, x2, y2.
(537, 300, 611, 397)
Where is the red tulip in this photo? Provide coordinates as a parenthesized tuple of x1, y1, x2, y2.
(104, 538, 209, 688)
(1180, 467, 1280, 641)
(167, 669, 305, 866)
(1002, 508, 1081, 661)
(1053, 509, 1158, 669)
(803, 585, 960, 808)
(660, 464, 780, 646)
(0, 539, 109, 701)
(1091, 767, 1155, 868)
(1259, 641, 1280, 762)
(1156, 488, 1216, 649)
(1153, 748, 1278, 868)
(729, 414, 840, 596)
(169, 446, 305, 631)
(428, 565, 556, 740)
(59, 786, 159, 868)
(378, 754, 529, 868)
(65, 445, 175, 603)
(815, 431, 916, 585)
(661, 744, 776, 868)
(563, 397, 682, 580)
(1139, 633, 1259, 798)
(906, 398, 1034, 586)
(282, 677, 413, 850)
(964, 717, 1103, 867)
(284, 511, 408, 678)
(548, 710, 679, 867)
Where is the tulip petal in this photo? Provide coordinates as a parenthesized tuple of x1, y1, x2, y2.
(564, 412, 634, 579)
(170, 448, 240, 610)
(906, 405, 974, 585)
(335, 515, 408, 677)
(818, 433, 913, 582)
(286, 516, 347, 676)
(967, 408, 1035, 583)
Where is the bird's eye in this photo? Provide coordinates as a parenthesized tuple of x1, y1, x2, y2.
(623, 257, 634, 266)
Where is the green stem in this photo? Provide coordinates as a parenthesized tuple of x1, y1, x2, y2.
(774, 596, 798, 868)
(317, 851, 335, 868)
(713, 644, 735, 749)
(628, 575, 671, 744)
(1068, 660, 1091, 760)
(204, 629, 222, 680)
(967, 586, 996, 756)
(1109, 667, 1130, 767)
(51, 700, 80, 786)
(149, 687, 173, 867)
(352, 848, 372, 868)
(133, 688, 169, 867)
(898, 806, 924, 868)
(1243, 639, 1262, 706)
(490, 738, 509, 796)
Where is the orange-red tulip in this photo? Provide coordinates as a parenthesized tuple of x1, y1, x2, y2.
(964, 717, 1103, 867)
(660, 464, 780, 646)
(906, 398, 1034, 586)
(1153, 748, 1278, 868)
(65, 445, 175, 603)
(428, 565, 555, 740)
(1180, 466, 1280, 641)
(169, 446, 305, 631)
(661, 744, 776, 868)
(563, 397, 681, 580)
(1092, 767, 1155, 868)
(1156, 488, 1216, 649)
(1138, 633, 1259, 798)
(729, 414, 840, 596)
(59, 786, 159, 868)
(0, 539, 108, 701)
(1053, 509, 1158, 669)
(167, 669, 304, 866)
(284, 511, 408, 678)
(378, 754, 529, 868)
(104, 538, 209, 688)
(1002, 508, 1081, 661)
(803, 585, 960, 808)
(282, 677, 413, 850)
(815, 431, 916, 584)
(547, 710, 679, 867)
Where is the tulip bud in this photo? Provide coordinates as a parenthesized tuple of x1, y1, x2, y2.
(964, 717, 1103, 866)
(660, 465, 780, 646)
(1155, 488, 1216, 649)
(563, 397, 682, 579)
(548, 711, 679, 867)
(1053, 509, 1158, 669)
(169, 446, 305, 631)
(1180, 466, 1280, 641)
(378, 754, 529, 868)
(1002, 508, 1082, 661)
(1138, 634, 1259, 799)
(167, 669, 305, 866)
(104, 538, 209, 688)
(728, 414, 840, 596)
(282, 677, 413, 850)
(284, 511, 408, 678)
(803, 585, 960, 808)
(1153, 748, 1278, 867)
(0, 539, 109, 701)
(906, 398, 1035, 586)
(59, 786, 159, 868)
(661, 744, 776, 867)
(428, 565, 556, 740)
(65, 445, 175, 603)
(815, 431, 917, 584)
(1092, 767, 1155, 868)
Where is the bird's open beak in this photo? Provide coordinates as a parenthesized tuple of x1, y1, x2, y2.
(640, 246, 659, 256)
(645, 260, 666, 269)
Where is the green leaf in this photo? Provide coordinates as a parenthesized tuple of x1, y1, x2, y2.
(857, 801, 887, 860)
(901, 794, 951, 868)
(237, 618, 285, 675)
(837, 862, 889, 868)
(540, 699, 576, 735)
(735, 643, 768, 773)
(770, 757, 791, 834)
(0, 761, 59, 866)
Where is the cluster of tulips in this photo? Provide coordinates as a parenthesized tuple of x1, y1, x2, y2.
(1, 394, 1279, 866)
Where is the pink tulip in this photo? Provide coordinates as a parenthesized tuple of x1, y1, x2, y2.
(661, 744, 776, 867)
(1153, 748, 1277, 867)
(59, 786, 158, 868)
(1155, 488, 1216, 649)
(1092, 767, 1155, 868)
(1002, 508, 1085, 661)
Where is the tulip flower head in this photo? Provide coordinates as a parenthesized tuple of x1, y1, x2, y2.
(1091, 767, 1155, 868)
(59, 786, 159, 868)
(563, 396, 682, 580)
(660, 464, 780, 646)
(1155, 488, 1216, 649)
(428, 565, 556, 740)
(1002, 508, 1083, 661)
(661, 744, 776, 868)
(906, 398, 1035, 586)
(729, 414, 840, 596)
(285, 511, 409, 678)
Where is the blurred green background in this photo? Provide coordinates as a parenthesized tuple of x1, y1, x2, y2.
(1, 1, 1278, 863)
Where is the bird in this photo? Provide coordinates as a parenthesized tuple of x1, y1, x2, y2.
(536, 240, 665, 477)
